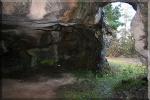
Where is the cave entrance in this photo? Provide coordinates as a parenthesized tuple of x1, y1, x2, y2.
(104, 2, 138, 58)
(104, 2, 148, 67)
(1, 1, 148, 99)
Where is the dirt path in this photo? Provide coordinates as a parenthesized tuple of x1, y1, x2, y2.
(106, 57, 142, 65)
(2, 73, 77, 98)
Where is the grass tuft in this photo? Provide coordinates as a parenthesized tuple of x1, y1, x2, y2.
(56, 60, 147, 99)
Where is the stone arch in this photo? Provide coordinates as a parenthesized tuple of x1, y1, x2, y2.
(1, 1, 148, 73)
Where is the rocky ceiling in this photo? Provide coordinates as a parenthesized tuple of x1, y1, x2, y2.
(1, 0, 148, 75)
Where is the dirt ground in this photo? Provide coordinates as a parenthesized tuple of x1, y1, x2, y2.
(2, 73, 77, 98)
(106, 57, 142, 65)
(2, 57, 142, 99)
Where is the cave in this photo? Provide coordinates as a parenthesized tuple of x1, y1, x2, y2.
(1, 0, 149, 99)
(1, 0, 148, 75)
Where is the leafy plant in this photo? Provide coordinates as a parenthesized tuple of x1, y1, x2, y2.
(104, 3, 124, 30)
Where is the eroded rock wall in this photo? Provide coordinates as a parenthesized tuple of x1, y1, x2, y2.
(1, 0, 105, 27)
(131, 2, 148, 66)
(1, 25, 106, 76)
(1, 0, 148, 74)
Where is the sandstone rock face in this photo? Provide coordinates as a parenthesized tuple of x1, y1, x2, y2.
(131, 2, 148, 66)
(1, 0, 101, 27)
(1, 0, 148, 74)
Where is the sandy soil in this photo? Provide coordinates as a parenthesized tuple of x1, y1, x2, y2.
(106, 57, 142, 65)
(2, 73, 77, 98)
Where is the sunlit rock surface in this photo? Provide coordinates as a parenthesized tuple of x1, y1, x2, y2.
(1, 0, 104, 27)
(131, 2, 148, 66)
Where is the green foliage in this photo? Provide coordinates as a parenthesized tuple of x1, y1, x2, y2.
(105, 3, 137, 58)
(103, 64, 111, 75)
(115, 77, 144, 93)
(57, 60, 147, 99)
(104, 3, 124, 29)
(108, 60, 147, 78)
(106, 32, 138, 58)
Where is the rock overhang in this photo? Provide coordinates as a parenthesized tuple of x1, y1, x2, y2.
(1, 0, 148, 74)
